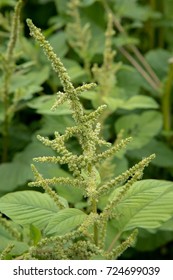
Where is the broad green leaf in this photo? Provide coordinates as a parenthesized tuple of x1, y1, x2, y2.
(0, 138, 83, 202)
(27, 95, 72, 115)
(159, 218, 173, 231)
(80, 90, 98, 101)
(0, 225, 29, 256)
(0, 191, 67, 229)
(55, 183, 83, 204)
(81, 1, 105, 32)
(0, 140, 56, 193)
(102, 97, 124, 111)
(10, 66, 50, 100)
(77, 2, 105, 57)
(54, 0, 69, 13)
(81, 0, 96, 6)
(128, 139, 173, 168)
(6, 123, 32, 152)
(38, 115, 74, 135)
(145, 49, 171, 78)
(117, 66, 144, 97)
(0, 238, 28, 256)
(44, 208, 87, 235)
(115, 111, 162, 149)
(29, 224, 42, 246)
(0, 223, 29, 255)
(120, 96, 158, 110)
(114, 0, 159, 21)
(61, 59, 88, 82)
(103, 96, 158, 112)
(135, 229, 173, 252)
(48, 31, 68, 58)
(0, 0, 15, 8)
(110, 179, 173, 232)
(0, 161, 31, 193)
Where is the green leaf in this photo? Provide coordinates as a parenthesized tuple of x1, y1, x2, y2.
(0, 140, 56, 193)
(0, 238, 28, 256)
(0, 223, 29, 255)
(0, 0, 15, 8)
(0, 161, 30, 193)
(103, 96, 158, 111)
(38, 115, 75, 135)
(115, 111, 162, 149)
(135, 229, 173, 252)
(114, 0, 156, 21)
(128, 139, 173, 168)
(67, 65, 87, 82)
(48, 31, 68, 58)
(44, 208, 87, 235)
(159, 217, 173, 231)
(10, 66, 50, 100)
(27, 95, 72, 115)
(0, 137, 83, 202)
(121, 96, 158, 110)
(117, 66, 144, 97)
(110, 179, 173, 232)
(81, 0, 96, 6)
(55, 182, 83, 204)
(54, 0, 69, 14)
(80, 90, 98, 101)
(29, 224, 42, 245)
(102, 97, 124, 111)
(145, 49, 171, 78)
(0, 191, 66, 229)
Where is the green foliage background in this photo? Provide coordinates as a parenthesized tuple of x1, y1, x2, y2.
(1, 0, 173, 259)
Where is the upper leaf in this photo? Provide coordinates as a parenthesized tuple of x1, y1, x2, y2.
(44, 208, 87, 235)
(115, 111, 162, 150)
(0, 191, 68, 229)
(104, 95, 158, 111)
(109, 179, 173, 232)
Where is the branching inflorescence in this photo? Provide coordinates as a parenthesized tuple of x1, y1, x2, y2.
(26, 19, 155, 260)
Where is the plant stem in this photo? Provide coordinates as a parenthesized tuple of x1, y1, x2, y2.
(87, 163, 99, 246)
(2, 72, 10, 162)
(119, 47, 159, 91)
(107, 232, 122, 253)
(1, 0, 23, 162)
(93, 199, 98, 246)
(2, 111, 10, 163)
(162, 59, 173, 134)
(100, 0, 161, 91)
(128, 45, 160, 87)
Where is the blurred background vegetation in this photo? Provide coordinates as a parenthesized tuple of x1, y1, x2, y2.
(1, 0, 173, 259)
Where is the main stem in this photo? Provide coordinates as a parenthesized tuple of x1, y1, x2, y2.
(92, 199, 98, 246)
(87, 163, 99, 246)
